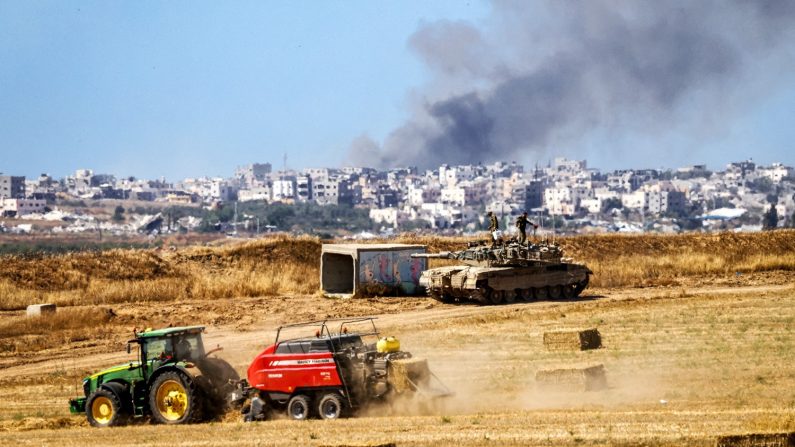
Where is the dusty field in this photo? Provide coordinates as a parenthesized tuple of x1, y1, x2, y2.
(1, 280, 794, 445)
(1, 232, 794, 446)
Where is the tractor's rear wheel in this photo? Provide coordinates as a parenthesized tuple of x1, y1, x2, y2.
(87, 388, 128, 427)
(196, 357, 240, 416)
(149, 371, 202, 424)
(316, 393, 343, 420)
(287, 394, 311, 420)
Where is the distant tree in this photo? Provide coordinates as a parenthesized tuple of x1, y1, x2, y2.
(713, 197, 735, 209)
(763, 204, 778, 230)
(791, 211, 795, 229)
(112, 205, 125, 222)
(401, 219, 431, 231)
(749, 177, 774, 193)
(601, 197, 622, 212)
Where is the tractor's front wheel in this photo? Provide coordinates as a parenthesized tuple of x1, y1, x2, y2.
(149, 371, 202, 424)
(87, 388, 128, 427)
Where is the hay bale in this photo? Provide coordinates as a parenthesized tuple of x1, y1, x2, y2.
(543, 328, 601, 351)
(26, 303, 56, 317)
(535, 363, 607, 392)
(388, 357, 430, 394)
(716, 433, 795, 447)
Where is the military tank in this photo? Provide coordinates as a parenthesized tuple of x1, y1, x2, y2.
(411, 241, 592, 305)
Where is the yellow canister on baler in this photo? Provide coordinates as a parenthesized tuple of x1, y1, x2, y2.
(377, 336, 400, 353)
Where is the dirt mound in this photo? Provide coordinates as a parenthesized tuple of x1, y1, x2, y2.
(176, 235, 321, 270)
(2, 231, 794, 312)
(0, 249, 179, 291)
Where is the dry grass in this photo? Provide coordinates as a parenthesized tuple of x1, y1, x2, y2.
(0, 235, 319, 310)
(1, 285, 794, 445)
(0, 308, 115, 353)
(2, 231, 794, 310)
(557, 230, 795, 287)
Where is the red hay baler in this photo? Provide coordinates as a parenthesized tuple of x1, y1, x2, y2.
(235, 317, 451, 421)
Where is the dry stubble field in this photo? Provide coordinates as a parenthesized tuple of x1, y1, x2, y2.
(0, 232, 794, 446)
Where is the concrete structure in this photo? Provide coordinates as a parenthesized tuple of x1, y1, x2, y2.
(369, 208, 400, 228)
(320, 244, 427, 297)
(0, 175, 25, 198)
(27, 303, 56, 317)
(1, 198, 46, 216)
(238, 186, 271, 202)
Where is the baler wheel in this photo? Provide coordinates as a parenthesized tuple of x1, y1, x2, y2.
(317, 393, 343, 420)
(287, 394, 311, 420)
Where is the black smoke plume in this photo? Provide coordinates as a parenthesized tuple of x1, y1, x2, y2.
(349, 0, 795, 168)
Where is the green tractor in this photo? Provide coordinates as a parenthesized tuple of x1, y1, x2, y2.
(69, 326, 240, 427)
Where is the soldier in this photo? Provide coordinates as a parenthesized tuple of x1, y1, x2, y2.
(487, 211, 500, 246)
(515, 212, 537, 244)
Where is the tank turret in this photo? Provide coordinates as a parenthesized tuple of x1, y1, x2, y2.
(413, 242, 591, 305)
(411, 241, 567, 267)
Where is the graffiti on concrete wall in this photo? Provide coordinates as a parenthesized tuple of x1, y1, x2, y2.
(359, 249, 426, 294)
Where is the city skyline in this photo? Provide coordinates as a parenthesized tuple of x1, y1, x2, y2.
(1, 1, 794, 180)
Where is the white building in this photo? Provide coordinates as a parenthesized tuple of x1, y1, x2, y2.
(440, 187, 466, 207)
(272, 179, 296, 201)
(759, 163, 793, 183)
(580, 198, 602, 214)
(622, 190, 647, 210)
(238, 186, 272, 203)
(369, 208, 400, 228)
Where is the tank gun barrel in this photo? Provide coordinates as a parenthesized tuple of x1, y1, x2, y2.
(410, 252, 453, 259)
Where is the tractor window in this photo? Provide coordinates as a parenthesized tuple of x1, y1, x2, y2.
(174, 335, 201, 360)
(145, 338, 173, 361)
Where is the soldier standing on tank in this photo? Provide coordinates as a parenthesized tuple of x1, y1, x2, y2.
(515, 212, 538, 244)
(487, 211, 499, 246)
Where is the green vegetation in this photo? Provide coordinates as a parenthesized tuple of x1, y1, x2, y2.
(0, 240, 157, 256)
(111, 206, 125, 222)
(763, 204, 778, 230)
(199, 202, 374, 234)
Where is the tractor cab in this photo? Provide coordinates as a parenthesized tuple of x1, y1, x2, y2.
(132, 326, 207, 375)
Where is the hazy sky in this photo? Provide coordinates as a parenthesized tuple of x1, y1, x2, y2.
(1, 1, 793, 180)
